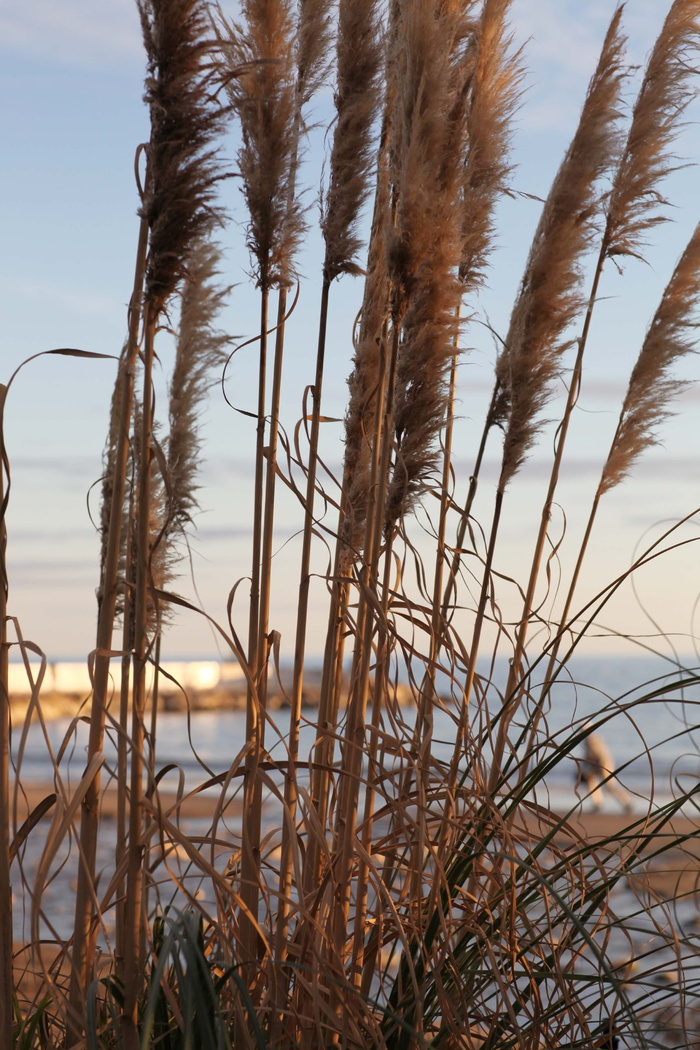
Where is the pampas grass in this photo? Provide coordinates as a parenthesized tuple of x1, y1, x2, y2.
(5, 3, 700, 1049)
(605, 0, 700, 263)
(495, 5, 627, 489)
(601, 221, 700, 492)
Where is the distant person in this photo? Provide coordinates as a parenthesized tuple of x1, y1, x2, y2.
(577, 726, 632, 813)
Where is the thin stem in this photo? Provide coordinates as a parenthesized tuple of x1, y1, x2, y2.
(122, 304, 157, 1050)
(68, 212, 148, 1038)
(351, 531, 395, 988)
(540, 490, 602, 704)
(115, 480, 135, 978)
(0, 384, 11, 1050)
(114, 659, 131, 950)
(445, 486, 505, 816)
(328, 316, 399, 1013)
(240, 286, 269, 974)
(441, 381, 500, 622)
(494, 251, 607, 785)
(274, 276, 330, 976)
(415, 329, 459, 776)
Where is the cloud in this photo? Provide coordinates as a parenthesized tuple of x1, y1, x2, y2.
(0, 0, 141, 69)
(454, 455, 700, 485)
(509, 0, 668, 133)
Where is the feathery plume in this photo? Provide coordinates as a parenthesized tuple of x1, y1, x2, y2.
(296, 0, 335, 105)
(138, 0, 227, 312)
(342, 148, 392, 560)
(98, 348, 130, 616)
(216, 0, 302, 289)
(606, 0, 700, 262)
(384, 1, 478, 525)
(460, 0, 524, 294)
(129, 406, 169, 632)
(495, 8, 627, 488)
(166, 236, 232, 534)
(321, 0, 385, 280)
(600, 222, 700, 493)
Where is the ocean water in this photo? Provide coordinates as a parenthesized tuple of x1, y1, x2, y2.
(11, 653, 700, 813)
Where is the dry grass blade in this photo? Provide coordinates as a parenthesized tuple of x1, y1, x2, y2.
(601, 221, 700, 493)
(606, 0, 700, 262)
(495, 6, 627, 488)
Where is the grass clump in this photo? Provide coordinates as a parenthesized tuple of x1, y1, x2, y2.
(2, 1, 700, 1048)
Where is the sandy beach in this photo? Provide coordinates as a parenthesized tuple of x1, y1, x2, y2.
(12, 780, 700, 899)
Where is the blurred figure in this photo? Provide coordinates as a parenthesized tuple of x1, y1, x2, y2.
(577, 726, 632, 812)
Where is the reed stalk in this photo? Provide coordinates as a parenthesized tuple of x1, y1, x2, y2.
(112, 0, 228, 1035)
(122, 307, 157, 1049)
(275, 0, 383, 999)
(305, 114, 393, 876)
(67, 214, 149, 1040)
(114, 610, 132, 980)
(0, 383, 11, 1049)
(329, 316, 400, 1013)
(273, 275, 329, 954)
(216, 0, 302, 975)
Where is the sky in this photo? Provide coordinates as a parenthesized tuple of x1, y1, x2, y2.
(0, 0, 699, 667)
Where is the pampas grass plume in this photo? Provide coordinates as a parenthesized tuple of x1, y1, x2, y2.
(216, 0, 303, 289)
(496, 7, 627, 487)
(138, 0, 227, 312)
(460, 0, 523, 294)
(321, 0, 384, 280)
(600, 221, 700, 492)
(606, 0, 700, 262)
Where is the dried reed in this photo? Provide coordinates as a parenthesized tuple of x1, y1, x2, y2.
(384, 1, 473, 527)
(601, 238, 700, 492)
(281, 0, 385, 918)
(105, 2, 228, 1043)
(8, 2, 700, 1047)
(492, 6, 628, 775)
(0, 383, 10, 1047)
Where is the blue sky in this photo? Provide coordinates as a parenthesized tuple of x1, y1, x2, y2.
(1, 0, 699, 664)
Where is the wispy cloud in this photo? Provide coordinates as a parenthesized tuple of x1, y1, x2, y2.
(510, 0, 665, 132)
(0, 0, 141, 69)
(456, 454, 699, 484)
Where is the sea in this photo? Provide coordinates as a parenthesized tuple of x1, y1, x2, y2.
(12, 652, 700, 808)
(8, 653, 700, 947)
